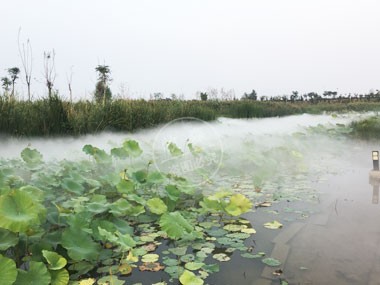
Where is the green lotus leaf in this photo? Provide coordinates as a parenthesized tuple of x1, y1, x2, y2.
(50, 268, 69, 285)
(159, 212, 193, 239)
(263, 220, 283, 229)
(163, 258, 179, 266)
(19, 185, 44, 202)
(147, 198, 168, 215)
(82, 145, 111, 163)
(42, 250, 67, 270)
(116, 180, 135, 194)
(141, 253, 159, 263)
(14, 261, 51, 285)
(109, 198, 145, 216)
(168, 246, 188, 256)
(212, 253, 231, 262)
(165, 185, 180, 201)
(262, 257, 281, 267)
(122, 140, 143, 157)
(224, 194, 253, 216)
(21, 147, 43, 167)
(110, 147, 128, 159)
(147, 171, 165, 184)
(61, 178, 84, 194)
(199, 198, 224, 213)
(180, 254, 195, 263)
(97, 275, 124, 285)
(202, 263, 219, 273)
(86, 195, 109, 214)
(168, 142, 183, 157)
(127, 194, 146, 205)
(61, 228, 101, 261)
(223, 224, 247, 232)
(132, 170, 148, 183)
(0, 228, 18, 250)
(165, 265, 184, 279)
(0, 189, 43, 232)
(116, 232, 136, 251)
(185, 262, 204, 271)
(179, 269, 204, 285)
(0, 254, 17, 285)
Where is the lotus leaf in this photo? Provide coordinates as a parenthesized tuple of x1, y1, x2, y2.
(21, 147, 43, 167)
(61, 178, 84, 194)
(165, 185, 180, 201)
(116, 179, 135, 194)
(263, 220, 283, 229)
(168, 246, 188, 256)
(122, 139, 143, 157)
(224, 193, 253, 216)
(50, 268, 69, 285)
(0, 189, 44, 232)
(0, 254, 17, 285)
(180, 254, 195, 263)
(223, 224, 247, 232)
(262, 257, 282, 267)
(0, 228, 18, 250)
(241, 228, 256, 234)
(141, 253, 159, 263)
(212, 253, 230, 262)
(147, 198, 168, 215)
(42, 250, 67, 270)
(118, 263, 133, 274)
(185, 262, 205, 271)
(159, 212, 193, 239)
(61, 228, 101, 261)
(167, 142, 183, 157)
(78, 278, 96, 285)
(97, 275, 124, 285)
(202, 263, 219, 273)
(138, 262, 165, 272)
(14, 261, 51, 285)
(179, 270, 204, 285)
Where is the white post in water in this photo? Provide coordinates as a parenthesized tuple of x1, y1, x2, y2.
(369, 151, 380, 204)
(372, 151, 379, 171)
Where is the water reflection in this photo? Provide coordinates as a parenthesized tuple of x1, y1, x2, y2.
(369, 171, 380, 204)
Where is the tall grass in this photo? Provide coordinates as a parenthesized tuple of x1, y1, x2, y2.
(1, 97, 380, 137)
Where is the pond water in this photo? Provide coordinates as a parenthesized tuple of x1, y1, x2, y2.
(1, 112, 378, 285)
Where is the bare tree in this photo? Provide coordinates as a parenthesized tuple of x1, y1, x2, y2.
(43, 50, 56, 98)
(18, 28, 33, 101)
(66, 66, 74, 104)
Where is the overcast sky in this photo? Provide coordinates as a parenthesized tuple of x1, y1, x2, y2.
(1, 0, 380, 100)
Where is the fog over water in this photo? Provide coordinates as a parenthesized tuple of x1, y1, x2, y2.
(0, 113, 371, 161)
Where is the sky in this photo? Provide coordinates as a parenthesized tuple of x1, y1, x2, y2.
(1, 0, 380, 100)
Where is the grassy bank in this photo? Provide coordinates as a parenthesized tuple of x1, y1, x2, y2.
(1, 96, 380, 136)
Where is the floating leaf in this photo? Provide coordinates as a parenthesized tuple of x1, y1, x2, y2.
(138, 262, 165, 272)
(42, 250, 67, 270)
(118, 263, 133, 275)
(185, 262, 205, 271)
(224, 194, 253, 216)
(0, 254, 17, 285)
(168, 246, 188, 256)
(241, 228, 256, 234)
(78, 278, 96, 285)
(14, 261, 51, 285)
(212, 253, 230, 262)
(142, 253, 159, 263)
(202, 263, 219, 273)
(97, 275, 124, 285)
(262, 258, 282, 267)
(223, 224, 247, 232)
(263, 221, 283, 229)
(147, 198, 168, 215)
(179, 270, 204, 285)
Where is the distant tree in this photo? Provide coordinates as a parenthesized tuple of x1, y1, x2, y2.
(94, 64, 112, 104)
(7, 67, 20, 98)
(153, 92, 163, 100)
(290, 91, 299, 102)
(200, 92, 208, 101)
(18, 29, 33, 101)
(43, 50, 56, 98)
(1, 77, 11, 96)
(242, 89, 257, 100)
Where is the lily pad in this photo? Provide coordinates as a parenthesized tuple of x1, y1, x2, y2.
(179, 270, 204, 285)
(212, 253, 231, 262)
(262, 257, 282, 267)
(185, 262, 205, 271)
(263, 220, 283, 229)
(141, 253, 159, 263)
